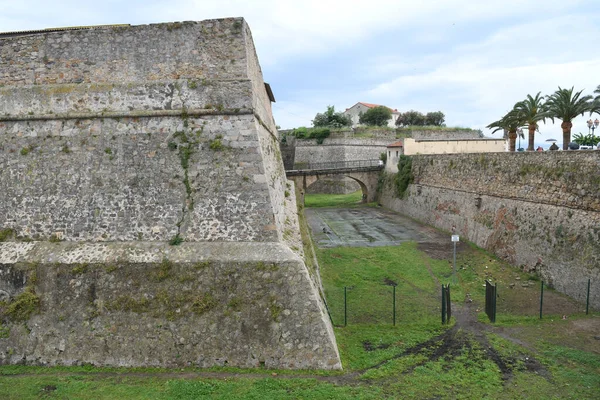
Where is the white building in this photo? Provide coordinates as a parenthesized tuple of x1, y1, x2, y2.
(343, 102, 400, 128)
(385, 138, 506, 172)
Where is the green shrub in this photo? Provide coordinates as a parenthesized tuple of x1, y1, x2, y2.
(0, 228, 15, 242)
(293, 127, 309, 138)
(308, 128, 330, 144)
(169, 234, 184, 246)
(1, 288, 40, 322)
(395, 155, 414, 198)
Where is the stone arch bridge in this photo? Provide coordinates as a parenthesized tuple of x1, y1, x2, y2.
(286, 160, 383, 203)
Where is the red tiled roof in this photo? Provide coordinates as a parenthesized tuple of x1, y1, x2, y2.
(357, 102, 398, 112)
(358, 102, 381, 108)
(387, 141, 403, 148)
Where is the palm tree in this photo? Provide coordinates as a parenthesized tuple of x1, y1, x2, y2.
(487, 109, 525, 152)
(545, 87, 593, 150)
(592, 85, 600, 116)
(513, 92, 549, 151)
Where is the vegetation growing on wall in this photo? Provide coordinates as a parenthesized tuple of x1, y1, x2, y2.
(0, 267, 40, 323)
(395, 155, 414, 198)
(289, 127, 331, 144)
(0, 228, 15, 242)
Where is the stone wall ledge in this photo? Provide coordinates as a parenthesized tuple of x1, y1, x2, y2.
(418, 182, 600, 213)
(0, 241, 300, 265)
(0, 108, 254, 122)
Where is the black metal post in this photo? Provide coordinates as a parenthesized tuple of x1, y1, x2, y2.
(447, 284, 451, 322)
(586, 279, 591, 315)
(441, 285, 446, 324)
(540, 281, 544, 319)
(344, 286, 347, 327)
(393, 285, 396, 326)
(493, 284, 497, 323)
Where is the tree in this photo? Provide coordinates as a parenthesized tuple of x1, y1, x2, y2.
(487, 109, 525, 152)
(395, 110, 425, 126)
(572, 132, 600, 147)
(592, 85, 600, 116)
(513, 92, 549, 151)
(312, 105, 351, 128)
(545, 87, 593, 150)
(424, 111, 445, 126)
(359, 106, 392, 126)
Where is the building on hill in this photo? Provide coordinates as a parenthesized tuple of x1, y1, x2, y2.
(343, 102, 400, 128)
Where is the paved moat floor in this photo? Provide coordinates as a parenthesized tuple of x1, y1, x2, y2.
(305, 206, 446, 248)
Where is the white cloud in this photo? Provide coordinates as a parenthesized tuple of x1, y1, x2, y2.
(1, 0, 599, 142)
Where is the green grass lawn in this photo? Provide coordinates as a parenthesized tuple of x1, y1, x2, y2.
(304, 190, 364, 208)
(1, 202, 599, 399)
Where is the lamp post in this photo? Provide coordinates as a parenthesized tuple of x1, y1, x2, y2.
(587, 119, 599, 135)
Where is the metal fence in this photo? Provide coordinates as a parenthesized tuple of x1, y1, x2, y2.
(325, 282, 446, 326)
(290, 159, 382, 172)
(325, 279, 595, 327)
(487, 279, 593, 321)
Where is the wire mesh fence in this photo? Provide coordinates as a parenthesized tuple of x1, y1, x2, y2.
(325, 278, 596, 326)
(324, 280, 443, 326)
(482, 278, 596, 323)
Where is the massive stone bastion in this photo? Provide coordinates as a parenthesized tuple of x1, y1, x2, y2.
(0, 19, 341, 369)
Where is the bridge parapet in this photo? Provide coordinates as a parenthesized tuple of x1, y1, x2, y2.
(286, 159, 382, 175)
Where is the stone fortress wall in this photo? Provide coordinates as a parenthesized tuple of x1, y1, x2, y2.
(0, 19, 341, 369)
(380, 151, 600, 308)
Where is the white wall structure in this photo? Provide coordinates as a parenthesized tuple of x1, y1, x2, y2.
(385, 141, 404, 173)
(403, 138, 506, 155)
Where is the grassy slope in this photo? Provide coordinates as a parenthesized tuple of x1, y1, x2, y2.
(1, 195, 598, 399)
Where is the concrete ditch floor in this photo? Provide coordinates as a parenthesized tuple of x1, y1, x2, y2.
(305, 206, 446, 248)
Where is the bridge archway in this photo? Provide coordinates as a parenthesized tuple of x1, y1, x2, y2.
(289, 171, 379, 204)
(286, 159, 383, 205)
(302, 174, 369, 202)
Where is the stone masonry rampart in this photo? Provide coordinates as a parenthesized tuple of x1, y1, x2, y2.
(411, 152, 600, 212)
(0, 19, 341, 369)
(380, 151, 600, 308)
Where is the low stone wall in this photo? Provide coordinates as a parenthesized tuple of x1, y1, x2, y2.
(293, 138, 389, 167)
(379, 151, 600, 309)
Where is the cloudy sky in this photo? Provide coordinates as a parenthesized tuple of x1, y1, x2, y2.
(2, 0, 600, 148)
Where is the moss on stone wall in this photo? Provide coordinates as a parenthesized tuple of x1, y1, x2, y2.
(0, 288, 40, 322)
